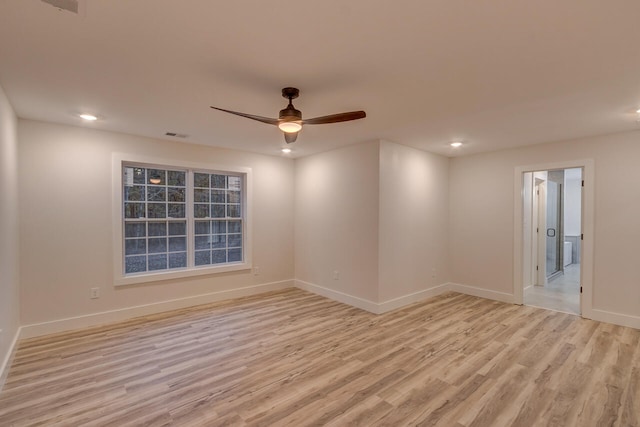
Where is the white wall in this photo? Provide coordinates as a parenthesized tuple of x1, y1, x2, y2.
(378, 141, 449, 301)
(294, 140, 450, 309)
(0, 85, 20, 383)
(18, 120, 295, 331)
(450, 131, 640, 320)
(564, 168, 582, 236)
(294, 140, 381, 303)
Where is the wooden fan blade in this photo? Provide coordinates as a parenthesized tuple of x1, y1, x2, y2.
(210, 106, 279, 125)
(302, 111, 366, 125)
(284, 132, 298, 144)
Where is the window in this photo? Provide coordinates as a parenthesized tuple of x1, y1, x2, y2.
(114, 156, 251, 285)
(123, 166, 188, 274)
(193, 172, 243, 266)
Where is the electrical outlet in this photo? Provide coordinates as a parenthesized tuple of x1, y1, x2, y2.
(253, 266, 260, 276)
(333, 270, 340, 280)
(90, 287, 100, 299)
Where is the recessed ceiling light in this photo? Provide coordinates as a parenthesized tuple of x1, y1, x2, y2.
(636, 108, 640, 114)
(450, 141, 463, 148)
(79, 114, 98, 121)
(281, 148, 292, 154)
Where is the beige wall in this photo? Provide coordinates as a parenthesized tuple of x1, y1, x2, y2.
(449, 131, 640, 318)
(378, 141, 449, 301)
(18, 120, 295, 326)
(294, 141, 381, 303)
(0, 85, 20, 377)
(10, 116, 640, 336)
(295, 140, 451, 307)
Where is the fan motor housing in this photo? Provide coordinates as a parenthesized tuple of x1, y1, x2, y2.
(279, 107, 302, 121)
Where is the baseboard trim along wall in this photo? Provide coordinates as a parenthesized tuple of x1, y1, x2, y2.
(14, 279, 640, 344)
(20, 280, 294, 339)
(295, 280, 380, 313)
(0, 328, 21, 391)
(447, 283, 516, 304)
(590, 309, 640, 330)
(377, 284, 451, 313)
(295, 280, 465, 314)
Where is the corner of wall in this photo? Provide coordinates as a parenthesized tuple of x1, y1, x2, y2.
(0, 83, 20, 390)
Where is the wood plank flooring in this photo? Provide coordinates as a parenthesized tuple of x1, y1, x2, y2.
(1, 289, 638, 426)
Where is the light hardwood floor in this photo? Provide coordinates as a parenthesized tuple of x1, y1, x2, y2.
(1, 289, 638, 426)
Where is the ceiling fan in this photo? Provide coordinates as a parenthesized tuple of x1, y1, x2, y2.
(210, 87, 366, 144)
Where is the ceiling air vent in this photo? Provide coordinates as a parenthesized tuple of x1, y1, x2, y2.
(165, 132, 189, 138)
(41, 0, 80, 14)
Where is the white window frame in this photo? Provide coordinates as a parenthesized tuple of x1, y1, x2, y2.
(112, 153, 252, 286)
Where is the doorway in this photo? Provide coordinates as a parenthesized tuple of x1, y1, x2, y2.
(522, 168, 582, 315)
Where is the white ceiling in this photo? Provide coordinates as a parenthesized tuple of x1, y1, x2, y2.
(1, 0, 640, 158)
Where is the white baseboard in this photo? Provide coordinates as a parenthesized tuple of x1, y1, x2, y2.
(20, 280, 294, 339)
(590, 309, 640, 330)
(295, 280, 380, 313)
(0, 327, 21, 391)
(447, 282, 516, 304)
(295, 280, 450, 314)
(377, 284, 450, 313)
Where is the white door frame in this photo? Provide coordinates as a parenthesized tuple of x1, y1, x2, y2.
(513, 159, 594, 319)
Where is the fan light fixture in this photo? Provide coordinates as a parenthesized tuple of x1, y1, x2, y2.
(278, 121, 302, 133)
(80, 113, 98, 121)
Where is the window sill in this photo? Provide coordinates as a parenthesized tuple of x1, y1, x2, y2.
(114, 262, 251, 287)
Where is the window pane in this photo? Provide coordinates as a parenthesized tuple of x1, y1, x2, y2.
(212, 220, 226, 234)
(125, 239, 146, 255)
(227, 205, 241, 218)
(211, 190, 225, 203)
(169, 252, 187, 269)
(148, 222, 167, 237)
(147, 203, 166, 218)
(212, 250, 227, 264)
(168, 170, 185, 186)
(168, 204, 185, 218)
(125, 203, 145, 219)
(195, 236, 210, 250)
(195, 250, 211, 266)
(228, 248, 242, 262)
(194, 173, 209, 188)
(148, 237, 167, 254)
(124, 185, 145, 201)
(194, 204, 209, 218)
(228, 176, 241, 191)
(194, 221, 210, 235)
(169, 237, 186, 252)
(228, 191, 240, 203)
(147, 187, 166, 202)
(148, 254, 167, 271)
(169, 221, 186, 236)
(228, 234, 242, 248)
(194, 188, 209, 203)
(148, 169, 166, 185)
(211, 205, 225, 218)
(125, 255, 146, 273)
(211, 174, 226, 188)
(168, 187, 185, 202)
(211, 235, 226, 249)
(125, 223, 146, 238)
(132, 168, 146, 184)
(228, 220, 241, 233)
